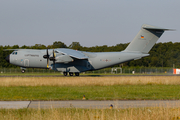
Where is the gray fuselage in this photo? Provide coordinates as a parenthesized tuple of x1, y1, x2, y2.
(8, 49, 148, 73)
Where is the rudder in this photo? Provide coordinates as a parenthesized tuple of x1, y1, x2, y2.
(124, 24, 170, 53)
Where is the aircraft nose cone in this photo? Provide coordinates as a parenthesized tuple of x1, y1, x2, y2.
(5, 55, 10, 63)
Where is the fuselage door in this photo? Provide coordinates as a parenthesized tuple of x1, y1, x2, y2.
(24, 59, 29, 67)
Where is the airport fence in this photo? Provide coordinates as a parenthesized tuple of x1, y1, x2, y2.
(0, 67, 174, 75)
(86, 67, 173, 74)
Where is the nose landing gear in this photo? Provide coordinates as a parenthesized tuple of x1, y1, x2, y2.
(21, 69, 25, 73)
(20, 67, 26, 73)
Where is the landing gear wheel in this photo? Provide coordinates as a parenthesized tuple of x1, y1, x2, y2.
(69, 72, 73, 76)
(75, 73, 79, 76)
(63, 72, 67, 76)
(21, 69, 25, 73)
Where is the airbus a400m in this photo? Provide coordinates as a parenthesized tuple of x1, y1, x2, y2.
(5, 24, 171, 76)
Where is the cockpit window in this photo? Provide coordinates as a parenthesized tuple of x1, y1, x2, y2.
(11, 52, 18, 55)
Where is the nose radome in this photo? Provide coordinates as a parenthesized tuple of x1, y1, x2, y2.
(5, 55, 10, 63)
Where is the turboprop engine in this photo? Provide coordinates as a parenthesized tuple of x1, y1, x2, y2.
(55, 55, 74, 63)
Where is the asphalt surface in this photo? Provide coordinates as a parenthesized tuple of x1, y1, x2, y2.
(1, 100, 180, 109)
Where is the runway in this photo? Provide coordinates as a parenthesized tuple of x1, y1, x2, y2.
(1, 100, 180, 109)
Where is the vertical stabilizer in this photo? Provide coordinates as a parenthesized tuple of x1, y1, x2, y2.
(124, 24, 170, 53)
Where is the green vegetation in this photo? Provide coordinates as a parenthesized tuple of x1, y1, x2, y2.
(1, 41, 180, 68)
(0, 107, 179, 120)
(0, 72, 63, 76)
(0, 76, 179, 119)
(0, 85, 180, 100)
(0, 70, 173, 76)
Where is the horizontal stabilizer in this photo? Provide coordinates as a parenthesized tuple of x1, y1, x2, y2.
(143, 25, 174, 31)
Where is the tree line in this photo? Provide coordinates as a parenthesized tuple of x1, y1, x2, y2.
(1, 41, 180, 68)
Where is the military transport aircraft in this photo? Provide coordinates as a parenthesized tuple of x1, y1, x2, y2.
(5, 24, 171, 76)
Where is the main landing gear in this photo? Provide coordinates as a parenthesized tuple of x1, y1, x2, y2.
(63, 72, 79, 76)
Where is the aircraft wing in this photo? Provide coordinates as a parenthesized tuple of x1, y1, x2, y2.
(56, 48, 88, 59)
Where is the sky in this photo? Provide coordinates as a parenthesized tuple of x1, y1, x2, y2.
(0, 0, 179, 47)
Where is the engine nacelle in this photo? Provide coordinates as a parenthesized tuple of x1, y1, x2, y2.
(55, 55, 74, 63)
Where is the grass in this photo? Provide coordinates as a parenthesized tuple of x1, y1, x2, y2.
(0, 76, 180, 119)
(0, 72, 63, 76)
(0, 85, 180, 100)
(0, 71, 174, 76)
(0, 107, 180, 120)
(0, 76, 180, 86)
(0, 76, 180, 100)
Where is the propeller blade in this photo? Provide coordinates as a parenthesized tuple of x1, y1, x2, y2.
(46, 48, 49, 68)
(47, 59, 49, 68)
(42, 47, 52, 68)
(53, 49, 55, 69)
(47, 48, 49, 57)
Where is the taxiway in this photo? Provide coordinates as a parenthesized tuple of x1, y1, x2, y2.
(1, 100, 180, 109)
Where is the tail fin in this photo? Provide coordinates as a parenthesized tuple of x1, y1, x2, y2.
(124, 24, 171, 53)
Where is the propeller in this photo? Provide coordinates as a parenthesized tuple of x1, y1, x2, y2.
(49, 49, 56, 69)
(43, 48, 50, 68)
(43, 48, 56, 69)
